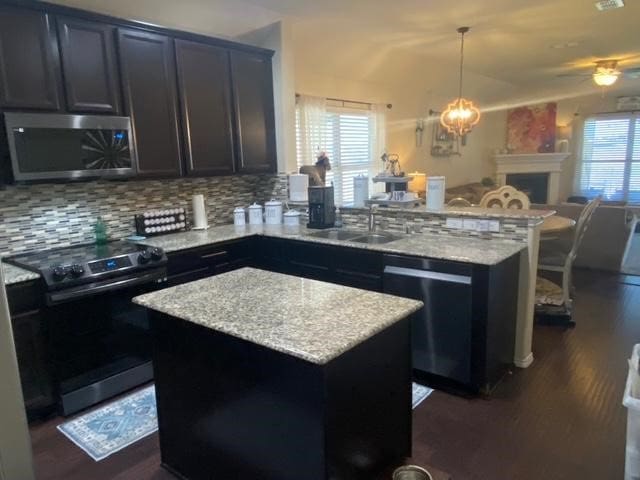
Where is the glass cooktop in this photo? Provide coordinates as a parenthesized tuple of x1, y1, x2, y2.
(6, 241, 147, 273)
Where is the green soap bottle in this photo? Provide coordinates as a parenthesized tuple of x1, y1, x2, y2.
(95, 216, 108, 245)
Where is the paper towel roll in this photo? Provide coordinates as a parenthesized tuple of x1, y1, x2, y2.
(289, 174, 309, 202)
(353, 176, 369, 207)
(192, 194, 209, 230)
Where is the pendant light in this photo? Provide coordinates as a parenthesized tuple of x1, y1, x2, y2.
(440, 27, 481, 137)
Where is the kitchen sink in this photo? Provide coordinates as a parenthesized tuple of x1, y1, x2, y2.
(350, 232, 403, 244)
(307, 229, 365, 241)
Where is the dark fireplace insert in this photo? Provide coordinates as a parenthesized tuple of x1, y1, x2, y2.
(506, 173, 549, 204)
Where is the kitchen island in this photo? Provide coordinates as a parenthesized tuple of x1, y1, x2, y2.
(134, 267, 423, 480)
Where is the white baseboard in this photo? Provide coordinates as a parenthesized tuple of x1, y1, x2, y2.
(514, 352, 534, 368)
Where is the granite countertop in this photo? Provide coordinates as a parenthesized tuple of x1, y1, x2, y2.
(140, 224, 526, 266)
(133, 267, 423, 365)
(2, 262, 40, 285)
(342, 204, 555, 220)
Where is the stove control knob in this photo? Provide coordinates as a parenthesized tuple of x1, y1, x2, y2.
(150, 247, 164, 261)
(51, 265, 68, 281)
(70, 264, 85, 277)
(138, 250, 152, 264)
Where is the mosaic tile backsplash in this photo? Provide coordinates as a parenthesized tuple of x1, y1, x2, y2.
(0, 174, 288, 256)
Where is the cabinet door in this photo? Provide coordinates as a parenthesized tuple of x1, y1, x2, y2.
(175, 40, 235, 176)
(11, 310, 54, 413)
(0, 7, 62, 110)
(57, 16, 121, 113)
(229, 51, 276, 174)
(118, 28, 182, 177)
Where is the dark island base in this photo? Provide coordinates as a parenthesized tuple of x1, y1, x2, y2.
(151, 312, 412, 480)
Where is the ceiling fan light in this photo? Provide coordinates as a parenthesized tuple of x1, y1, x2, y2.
(593, 70, 620, 86)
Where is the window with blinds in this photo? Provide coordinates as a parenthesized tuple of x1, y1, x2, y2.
(296, 106, 374, 205)
(578, 113, 640, 203)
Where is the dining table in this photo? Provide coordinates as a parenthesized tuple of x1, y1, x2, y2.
(541, 215, 576, 236)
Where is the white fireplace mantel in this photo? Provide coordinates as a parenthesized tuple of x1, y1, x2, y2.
(494, 153, 571, 204)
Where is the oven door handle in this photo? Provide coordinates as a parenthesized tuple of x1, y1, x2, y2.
(47, 269, 167, 305)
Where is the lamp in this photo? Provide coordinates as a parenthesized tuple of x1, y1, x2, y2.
(440, 27, 481, 137)
(592, 60, 621, 87)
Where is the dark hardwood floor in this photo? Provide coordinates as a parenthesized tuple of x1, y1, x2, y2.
(29, 269, 638, 480)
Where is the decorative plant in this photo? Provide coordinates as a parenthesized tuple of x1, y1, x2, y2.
(481, 177, 496, 187)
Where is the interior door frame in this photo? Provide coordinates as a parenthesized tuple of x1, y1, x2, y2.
(0, 266, 35, 480)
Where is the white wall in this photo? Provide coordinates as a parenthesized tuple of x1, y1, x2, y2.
(293, 33, 512, 188)
(0, 269, 35, 480)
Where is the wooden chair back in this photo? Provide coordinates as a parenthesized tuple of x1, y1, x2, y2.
(479, 186, 531, 209)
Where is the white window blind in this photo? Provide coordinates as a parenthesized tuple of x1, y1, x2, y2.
(578, 113, 640, 203)
(296, 105, 376, 205)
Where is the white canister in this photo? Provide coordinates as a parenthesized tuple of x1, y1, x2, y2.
(248, 203, 263, 225)
(283, 209, 301, 226)
(353, 175, 369, 207)
(233, 207, 246, 226)
(426, 176, 446, 210)
(264, 199, 283, 225)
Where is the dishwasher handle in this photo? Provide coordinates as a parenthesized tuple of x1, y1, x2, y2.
(383, 265, 472, 285)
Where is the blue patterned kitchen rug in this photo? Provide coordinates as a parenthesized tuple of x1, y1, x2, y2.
(57, 385, 157, 461)
(412, 382, 433, 409)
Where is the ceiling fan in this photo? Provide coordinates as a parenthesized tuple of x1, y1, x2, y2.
(557, 59, 640, 87)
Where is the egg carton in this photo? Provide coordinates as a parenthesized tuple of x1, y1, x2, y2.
(135, 208, 188, 236)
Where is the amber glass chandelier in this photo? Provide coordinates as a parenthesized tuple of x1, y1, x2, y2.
(440, 27, 481, 137)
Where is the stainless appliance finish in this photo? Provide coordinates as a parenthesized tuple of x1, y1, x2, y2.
(5, 113, 137, 181)
(6, 241, 167, 415)
(383, 254, 473, 386)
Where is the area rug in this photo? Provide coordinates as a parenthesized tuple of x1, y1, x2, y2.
(412, 382, 433, 409)
(57, 385, 157, 461)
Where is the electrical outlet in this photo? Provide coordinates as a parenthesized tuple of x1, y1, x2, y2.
(446, 218, 463, 229)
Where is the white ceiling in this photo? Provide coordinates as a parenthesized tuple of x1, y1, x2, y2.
(50, 0, 640, 96)
(245, 0, 640, 92)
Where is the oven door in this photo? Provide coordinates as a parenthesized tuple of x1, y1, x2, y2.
(5, 112, 137, 181)
(46, 268, 165, 415)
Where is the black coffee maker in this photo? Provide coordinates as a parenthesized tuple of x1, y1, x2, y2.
(307, 186, 335, 229)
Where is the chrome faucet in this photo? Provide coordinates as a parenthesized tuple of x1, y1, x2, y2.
(368, 205, 379, 232)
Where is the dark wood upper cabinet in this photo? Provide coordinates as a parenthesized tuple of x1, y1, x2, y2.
(175, 39, 235, 176)
(230, 51, 276, 174)
(0, 6, 62, 110)
(57, 16, 121, 114)
(118, 28, 182, 177)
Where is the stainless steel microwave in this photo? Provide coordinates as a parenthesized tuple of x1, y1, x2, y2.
(4, 113, 138, 181)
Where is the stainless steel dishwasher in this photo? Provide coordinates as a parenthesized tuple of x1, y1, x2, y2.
(383, 254, 473, 386)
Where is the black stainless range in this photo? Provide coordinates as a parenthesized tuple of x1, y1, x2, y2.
(6, 241, 167, 415)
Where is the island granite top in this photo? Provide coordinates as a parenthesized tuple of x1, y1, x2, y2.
(133, 267, 423, 365)
(139, 224, 526, 266)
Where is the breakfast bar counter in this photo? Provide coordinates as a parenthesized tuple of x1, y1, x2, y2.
(134, 267, 423, 480)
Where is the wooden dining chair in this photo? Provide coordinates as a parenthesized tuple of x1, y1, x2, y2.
(537, 196, 602, 310)
(447, 197, 472, 207)
(479, 186, 531, 209)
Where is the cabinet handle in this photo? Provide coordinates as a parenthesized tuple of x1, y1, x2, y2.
(335, 268, 380, 280)
(383, 266, 472, 285)
(201, 251, 228, 260)
(290, 260, 329, 271)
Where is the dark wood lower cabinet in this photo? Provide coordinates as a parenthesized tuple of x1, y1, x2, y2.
(6, 280, 55, 419)
(151, 310, 411, 480)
